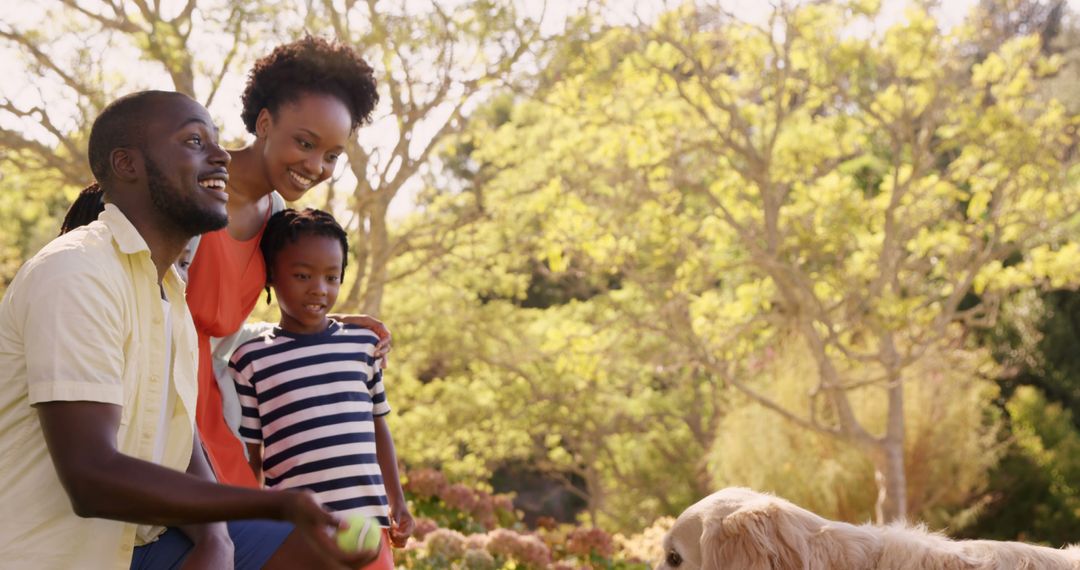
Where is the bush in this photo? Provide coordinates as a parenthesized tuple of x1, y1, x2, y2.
(397, 470, 651, 569)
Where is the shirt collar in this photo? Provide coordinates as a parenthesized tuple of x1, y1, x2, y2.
(100, 203, 187, 295)
(99, 203, 151, 256)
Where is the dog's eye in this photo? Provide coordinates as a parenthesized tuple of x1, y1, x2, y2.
(667, 549, 683, 567)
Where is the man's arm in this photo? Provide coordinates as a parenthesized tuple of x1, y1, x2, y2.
(38, 400, 380, 567)
(178, 434, 233, 568)
(39, 400, 313, 525)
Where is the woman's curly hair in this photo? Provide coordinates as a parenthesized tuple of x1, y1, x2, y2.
(240, 35, 379, 134)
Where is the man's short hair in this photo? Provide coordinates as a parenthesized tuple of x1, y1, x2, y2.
(87, 90, 185, 182)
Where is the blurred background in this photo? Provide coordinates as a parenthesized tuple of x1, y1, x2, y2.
(3, 0, 1080, 567)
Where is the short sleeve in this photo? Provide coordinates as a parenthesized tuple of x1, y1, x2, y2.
(22, 255, 126, 406)
(229, 350, 263, 443)
(367, 363, 391, 417)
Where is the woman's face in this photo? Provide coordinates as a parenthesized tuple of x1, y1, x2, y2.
(255, 93, 352, 202)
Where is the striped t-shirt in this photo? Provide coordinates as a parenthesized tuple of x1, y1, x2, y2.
(229, 320, 391, 526)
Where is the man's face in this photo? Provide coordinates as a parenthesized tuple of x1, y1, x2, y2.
(142, 96, 231, 236)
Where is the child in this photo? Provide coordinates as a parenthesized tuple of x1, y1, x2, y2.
(229, 208, 414, 567)
(175, 238, 195, 282)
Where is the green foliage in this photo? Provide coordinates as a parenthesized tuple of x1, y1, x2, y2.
(966, 286, 1080, 543)
(384, 271, 718, 531)
(987, 289, 1080, 425)
(961, 386, 1080, 545)
(0, 156, 82, 290)
(439, 0, 1080, 523)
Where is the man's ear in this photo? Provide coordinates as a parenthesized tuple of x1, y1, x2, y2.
(109, 147, 142, 183)
(255, 108, 274, 138)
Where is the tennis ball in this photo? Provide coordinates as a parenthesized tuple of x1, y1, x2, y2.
(336, 514, 381, 553)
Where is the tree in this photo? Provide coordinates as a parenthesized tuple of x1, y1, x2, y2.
(0, 0, 565, 305)
(0, 0, 279, 287)
(380, 205, 723, 530)
(464, 1, 1080, 522)
(0, 0, 271, 182)
(301, 0, 557, 315)
(710, 336, 1004, 528)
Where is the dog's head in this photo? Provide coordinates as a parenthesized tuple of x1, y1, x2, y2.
(656, 488, 879, 570)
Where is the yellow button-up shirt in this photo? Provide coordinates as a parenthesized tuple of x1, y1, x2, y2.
(0, 204, 199, 570)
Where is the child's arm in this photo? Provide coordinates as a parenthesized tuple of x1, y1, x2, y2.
(374, 415, 414, 547)
(245, 442, 265, 486)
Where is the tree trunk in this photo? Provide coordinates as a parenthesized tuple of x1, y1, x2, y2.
(361, 197, 391, 316)
(874, 380, 907, 523)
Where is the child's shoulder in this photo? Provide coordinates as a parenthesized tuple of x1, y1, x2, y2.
(231, 328, 290, 361)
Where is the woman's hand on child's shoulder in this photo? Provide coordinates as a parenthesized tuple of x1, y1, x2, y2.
(333, 314, 392, 366)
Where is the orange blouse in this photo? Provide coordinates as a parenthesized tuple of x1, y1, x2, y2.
(186, 220, 268, 488)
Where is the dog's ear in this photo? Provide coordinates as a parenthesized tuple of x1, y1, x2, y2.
(700, 500, 809, 570)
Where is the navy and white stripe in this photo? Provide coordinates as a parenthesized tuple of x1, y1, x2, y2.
(230, 320, 391, 526)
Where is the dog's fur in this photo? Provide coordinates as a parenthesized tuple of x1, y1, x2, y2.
(656, 487, 1080, 570)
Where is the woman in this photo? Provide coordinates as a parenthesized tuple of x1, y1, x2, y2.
(60, 37, 391, 489)
(192, 36, 391, 488)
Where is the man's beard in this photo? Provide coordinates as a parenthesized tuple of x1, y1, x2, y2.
(145, 157, 228, 236)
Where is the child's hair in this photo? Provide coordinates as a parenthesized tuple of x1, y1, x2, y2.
(260, 207, 350, 304)
(60, 183, 106, 235)
(240, 35, 379, 134)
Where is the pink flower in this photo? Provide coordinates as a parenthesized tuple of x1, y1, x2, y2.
(485, 528, 551, 568)
(412, 517, 439, 541)
(566, 527, 615, 558)
(494, 494, 516, 514)
(423, 528, 467, 560)
(442, 483, 480, 513)
(471, 494, 497, 529)
(403, 469, 447, 498)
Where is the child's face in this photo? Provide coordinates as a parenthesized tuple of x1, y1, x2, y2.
(270, 233, 343, 334)
(175, 242, 194, 283)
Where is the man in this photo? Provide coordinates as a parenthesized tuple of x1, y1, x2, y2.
(0, 91, 380, 570)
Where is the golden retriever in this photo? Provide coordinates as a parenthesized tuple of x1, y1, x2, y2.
(656, 487, 1080, 569)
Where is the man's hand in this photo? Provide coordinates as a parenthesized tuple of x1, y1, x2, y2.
(388, 505, 415, 548)
(280, 491, 381, 568)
